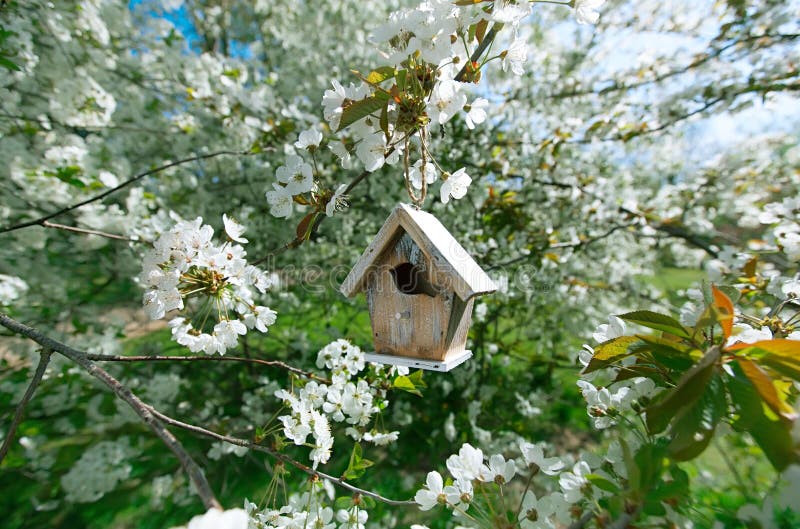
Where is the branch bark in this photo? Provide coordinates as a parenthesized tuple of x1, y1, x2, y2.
(146, 406, 417, 507)
(454, 26, 499, 83)
(0, 150, 258, 235)
(85, 353, 330, 384)
(567, 510, 595, 529)
(0, 314, 222, 510)
(0, 348, 52, 464)
(41, 220, 143, 243)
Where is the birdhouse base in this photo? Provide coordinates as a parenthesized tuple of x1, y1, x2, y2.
(364, 350, 472, 372)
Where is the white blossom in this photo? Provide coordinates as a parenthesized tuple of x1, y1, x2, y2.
(440, 168, 472, 204)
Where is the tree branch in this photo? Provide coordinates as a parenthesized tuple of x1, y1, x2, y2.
(567, 509, 595, 529)
(85, 353, 330, 384)
(0, 150, 260, 235)
(0, 314, 222, 510)
(0, 348, 52, 464)
(548, 33, 800, 100)
(41, 220, 143, 243)
(454, 26, 499, 83)
(252, 169, 371, 266)
(145, 406, 417, 507)
(608, 505, 641, 529)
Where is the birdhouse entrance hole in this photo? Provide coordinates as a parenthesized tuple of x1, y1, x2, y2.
(340, 204, 498, 372)
(391, 262, 435, 296)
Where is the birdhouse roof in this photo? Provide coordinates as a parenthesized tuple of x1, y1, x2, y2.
(340, 204, 497, 301)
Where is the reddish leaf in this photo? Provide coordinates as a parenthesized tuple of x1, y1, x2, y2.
(728, 339, 800, 355)
(296, 213, 317, 241)
(475, 18, 489, 43)
(711, 285, 734, 340)
(737, 358, 797, 420)
(743, 256, 758, 278)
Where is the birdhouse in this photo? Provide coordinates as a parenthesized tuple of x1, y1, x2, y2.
(340, 204, 497, 371)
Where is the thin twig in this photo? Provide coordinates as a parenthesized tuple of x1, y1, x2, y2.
(0, 150, 258, 234)
(146, 406, 417, 507)
(608, 505, 641, 529)
(255, 33, 489, 266)
(567, 509, 595, 529)
(252, 169, 371, 266)
(0, 314, 222, 510)
(454, 26, 499, 83)
(0, 348, 52, 464)
(42, 221, 142, 243)
(85, 353, 330, 384)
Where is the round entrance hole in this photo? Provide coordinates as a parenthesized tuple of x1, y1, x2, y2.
(390, 262, 437, 296)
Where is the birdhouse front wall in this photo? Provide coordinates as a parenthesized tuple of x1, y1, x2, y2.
(365, 231, 473, 361)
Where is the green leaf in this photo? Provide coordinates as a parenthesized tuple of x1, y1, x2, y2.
(47, 165, 86, 188)
(467, 22, 477, 42)
(619, 435, 639, 492)
(392, 374, 423, 397)
(586, 474, 620, 493)
(407, 369, 426, 389)
(613, 364, 665, 384)
(650, 466, 689, 501)
(636, 334, 696, 371)
(337, 95, 388, 131)
(642, 499, 667, 516)
(342, 442, 374, 480)
(667, 373, 725, 461)
(618, 310, 691, 339)
(727, 363, 799, 471)
(379, 100, 389, 139)
(396, 70, 407, 93)
(716, 284, 741, 304)
(334, 496, 354, 510)
(0, 55, 21, 72)
(634, 442, 666, 493)
(582, 335, 641, 373)
(365, 66, 395, 84)
(359, 496, 376, 509)
(645, 346, 720, 433)
(254, 426, 266, 443)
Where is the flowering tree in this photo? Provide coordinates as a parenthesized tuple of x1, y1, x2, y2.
(1, 0, 799, 528)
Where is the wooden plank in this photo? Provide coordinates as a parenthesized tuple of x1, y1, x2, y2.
(395, 204, 496, 300)
(368, 234, 449, 360)
(364, 350, 472, 372)
(340, 210, 402, 297)
(340, 204, 497, 301)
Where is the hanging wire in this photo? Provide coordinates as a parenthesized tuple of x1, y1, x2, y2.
(402, 130, 428, 208)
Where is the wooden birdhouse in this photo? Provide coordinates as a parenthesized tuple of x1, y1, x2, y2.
(340, 204, 497, 371)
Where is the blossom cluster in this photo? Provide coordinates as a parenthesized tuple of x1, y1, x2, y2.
(139, 215, 276, 354)
(0, 274, 28, 306)
(274, 339, 403, 468)
(414, 441, 611, 529)
(60, 438, 138, 504)
(758, 196, 800, 262)
(244, 491, 369, 529)
(264, 0, 607, 218)
(265, 131, 349, 220)
(576, 316, 660, 428)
